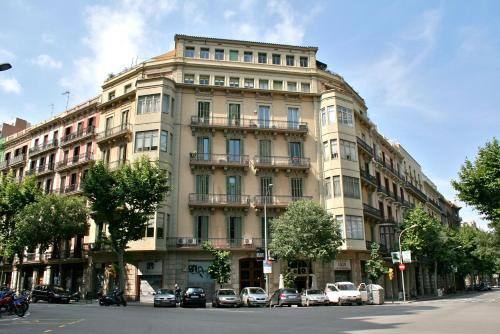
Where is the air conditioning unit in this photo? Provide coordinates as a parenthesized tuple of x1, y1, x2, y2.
(186, 238, 197, 246)
(243, 238, 253, 245)
(177, 238, 186, 245)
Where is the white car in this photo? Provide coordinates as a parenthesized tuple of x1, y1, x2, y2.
(301, 289, 328, 306)
(325, 282, 362, 305)
(239, 287, 268, 307)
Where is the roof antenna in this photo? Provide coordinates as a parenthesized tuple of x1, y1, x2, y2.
(49, 103, 54, 117)
(62, 91, 70, 110)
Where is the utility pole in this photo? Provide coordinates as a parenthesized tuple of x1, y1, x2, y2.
(49, 103, 54, 117)
(398, 224, 417, 302)
(62, 91, 70, 110)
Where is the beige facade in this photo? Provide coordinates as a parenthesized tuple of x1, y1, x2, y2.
(0, 35, 460, 300)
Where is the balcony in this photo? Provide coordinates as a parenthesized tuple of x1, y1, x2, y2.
(427, 198, 442, 212)
(3, 154, 27, 170)
(167, 237, 264, 249)
(376, 185, 390, 198)
(105, 159, 129, 171)
(25, 163, 56, 177)
(405, 181, 427, 202)
(96, 123, 132, 145)
(253, 195, 313, 209)
(359, 169, 377, 188)
(56, 153, 94, 172)
(253, 156, 310, 173)
(189, 153, 249, 171)
(363, 203, 382, 222)
(190, 116, 308, 136)
(356, 137, 373, 156)
(60, 126, 96, 147)
(63, 184, 82, 195)
(373, 155, 404, 181)
(188, 193, 250, 210)
(29, 139, 59, 157)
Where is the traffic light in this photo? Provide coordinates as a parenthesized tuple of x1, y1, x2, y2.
(388, 268, 394, 280)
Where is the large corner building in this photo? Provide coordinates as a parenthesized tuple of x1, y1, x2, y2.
(0, 35, 461, 300)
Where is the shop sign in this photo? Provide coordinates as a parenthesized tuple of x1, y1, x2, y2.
(334, 259, 351, 270)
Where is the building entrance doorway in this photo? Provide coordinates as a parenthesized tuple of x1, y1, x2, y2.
(239, 258, 264, 290)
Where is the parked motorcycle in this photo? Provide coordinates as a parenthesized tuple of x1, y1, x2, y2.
(98, 289, 127, 306)
(0, 290, 27, 317)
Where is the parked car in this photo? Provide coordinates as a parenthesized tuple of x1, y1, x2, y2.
(324, 282, 362, 305)
(301, 289, 328, 306)
(180, 287, 206, 308)
(212, 289, 241, 308)
(269, 288, 301, 307)
(153, 289, 176, 307)
(240, 287, 268, 307)
(31, 285, 70, 304)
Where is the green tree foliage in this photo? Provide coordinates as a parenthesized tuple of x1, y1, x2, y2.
(202, 242, 231, 288)
(365, 242, 388, 283)
(452, 138, 500, 234)
(455, 225, 500, 276)
(270, 199, 343, 287)
(82, 157, 169, 291)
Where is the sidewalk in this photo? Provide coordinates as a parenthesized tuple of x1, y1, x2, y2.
(392, 289, 496, 304)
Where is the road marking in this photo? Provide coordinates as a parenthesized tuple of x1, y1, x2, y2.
(59, 324, 65, 328)
(43, 330, 52, 333)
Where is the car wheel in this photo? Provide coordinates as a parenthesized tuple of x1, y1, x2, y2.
(48, 297, 53, 304)
(306, 299, 310, 307)
(32, 296, 37, 303)
(246, 300, 250, 307)
(153, 303, 157, 308)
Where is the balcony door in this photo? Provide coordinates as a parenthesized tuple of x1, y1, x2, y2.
(105, 117, 113, 136)
(198, 101, 210, 123)
(228, 104, 240, 126)
(195, 175, 209, 201)
(291, 178, 303, 199)
(227, 139, 241, 162)
(228, 216, 242, 246)
(195, 216, 209, 243)
(259, 140, 271, 164)
(196, 137, 210, 161)
(258, 105, 270, 128)
(287, 107, 299, 129)
(226, 175, 241, 203)
(121, 110, 129, 130)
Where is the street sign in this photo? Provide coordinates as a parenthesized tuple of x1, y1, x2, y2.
(263, 260, 272, 274)
(399, 263, 406, 271)
(402, 250, 412, 263)
(391, 252, 400, 264)
(256, 248, 265, 261)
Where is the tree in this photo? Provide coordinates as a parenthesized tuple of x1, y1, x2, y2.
(82, 157, 169, 292)
(452, 138, 500, 234)
(270, 199, 343, 288)
(365, 242, 388, 283)
(202, 242, 231, 288)
(401, 204, 445, 294)
(0, 174, 42, 289)
(12, 194, 89, 286)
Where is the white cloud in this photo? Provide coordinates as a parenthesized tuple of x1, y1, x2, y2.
(223, 10, 235, 19)
(60, 1, 177, 101)
(264, 0, 306, 45)
(0, 49, 15, 60)
(31, 54, 62, 69)
(0, 77, 22, 94)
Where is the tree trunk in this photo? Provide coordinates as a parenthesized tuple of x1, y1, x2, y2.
(16, 257, 24, 291)
(433, 261, 438, 295)
(117, 249, 126, 293)
(418, 266, 424, 296)
(305, 259, 311, 290)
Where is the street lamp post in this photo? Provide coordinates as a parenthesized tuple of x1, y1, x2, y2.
(398, 224, 417, 302)
(264, 183, 273, 298)
(0, 63, 12, 71)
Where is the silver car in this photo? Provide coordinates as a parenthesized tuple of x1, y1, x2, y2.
(212, 289, 241, 308)
(153, 289, 176, 307)
(240, 287, 268, 307)
(301, 289, 328, 306)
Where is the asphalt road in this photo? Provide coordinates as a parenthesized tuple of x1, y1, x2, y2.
(1, 290, 499, 334)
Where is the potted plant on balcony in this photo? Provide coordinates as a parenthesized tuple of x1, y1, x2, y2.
(190, 151, 198, 159)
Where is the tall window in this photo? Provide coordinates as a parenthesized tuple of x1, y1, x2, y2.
(258, 105, 270, 128)
(198, 101, 210, 120)
(184, 46, 195, 57)
(259, 140, 271, 163)
(195, 216, 209, 242)
(196, 174, 209, 195)
(299, 56, 308, 67)
(229, 77, 239, 87)
(343, 176, 360, 199)
(333, 176, 341, 197)
(160, 130, 168, 152)
(258, 52, 267, 63)
(337, 106, 354, 127)
(330, 139, 338, 159)
(345, 215, 364, 239)
(327, 105, 336, 124)
(289, 141, 303, 159)
(321, 108, 326, 126)
(228, 216, 242, 245)
(340, 139, 357, 161)
(228, 104, 240, 126)
(227, 139, 241, 162)
(162, 95, 170, 113)
(287, 107, 299, 129)
(156, 213, 164, 239)
(229, 50, 239, 61)
(214, 76, 225, 86)
(196, 137, 210, 160)
(118, 144, 127, 163)
(260, 177, 273, 197)
(121, 110, 129, 129)
(184, 74, 194, 84)
(301, 83, 310, 93)
(259, 79, 269, 89)
(273, 80, 283, 90)
(200, 48, 209, 59)
(272, 54, 281, 65)
(244, 51, 253, 62)
(199, 75, 209, 85)
(226, 175, 241, 202)
(135, 130, 159, 152)
(215, 49, 224, 60)
(325, 177, 332, 199)
(286, 55, 295, 66)
(137, 94, 161, 114)
(287, 82, 297, 92)
(244, 78, 254, 88)
(291, 178, 303, 198)
(105, 117, 113, 135)
(323, 141, 329, 161)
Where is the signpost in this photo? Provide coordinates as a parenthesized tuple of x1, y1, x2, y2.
(263, 260, 272, 274)
(399, 263, 406, 271)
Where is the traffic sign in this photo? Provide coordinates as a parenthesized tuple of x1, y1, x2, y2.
(263, 260, 272, 274)
(399, 263, 406, 271)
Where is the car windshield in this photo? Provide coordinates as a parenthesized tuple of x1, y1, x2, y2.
(158, 289, 174, 295)
(186, 288, 204, 294)
(218, 290, 236, 296)
(249, 288, 265, 294)
(307, 289, 323, 294)
(52, 286, 66, 293)
(282, 289, 297, 294)
(337, 283, 356, 291)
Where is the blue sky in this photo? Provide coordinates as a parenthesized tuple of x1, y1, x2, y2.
(0, 0, 498, 229)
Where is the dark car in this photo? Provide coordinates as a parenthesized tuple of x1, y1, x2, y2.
(269, 288, 301, 307)
(180, 287, 206, 308)
(212, 289, 241, 308)
(32, 285, 70, 304)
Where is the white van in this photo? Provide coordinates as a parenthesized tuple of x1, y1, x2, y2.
(325, 282, 362, 305)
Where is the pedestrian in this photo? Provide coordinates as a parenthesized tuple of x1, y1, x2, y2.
(174, 284, 182, 303)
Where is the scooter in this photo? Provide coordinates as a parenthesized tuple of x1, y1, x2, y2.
(98, 289, 127, 306)
(0, 290, 26, 317)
